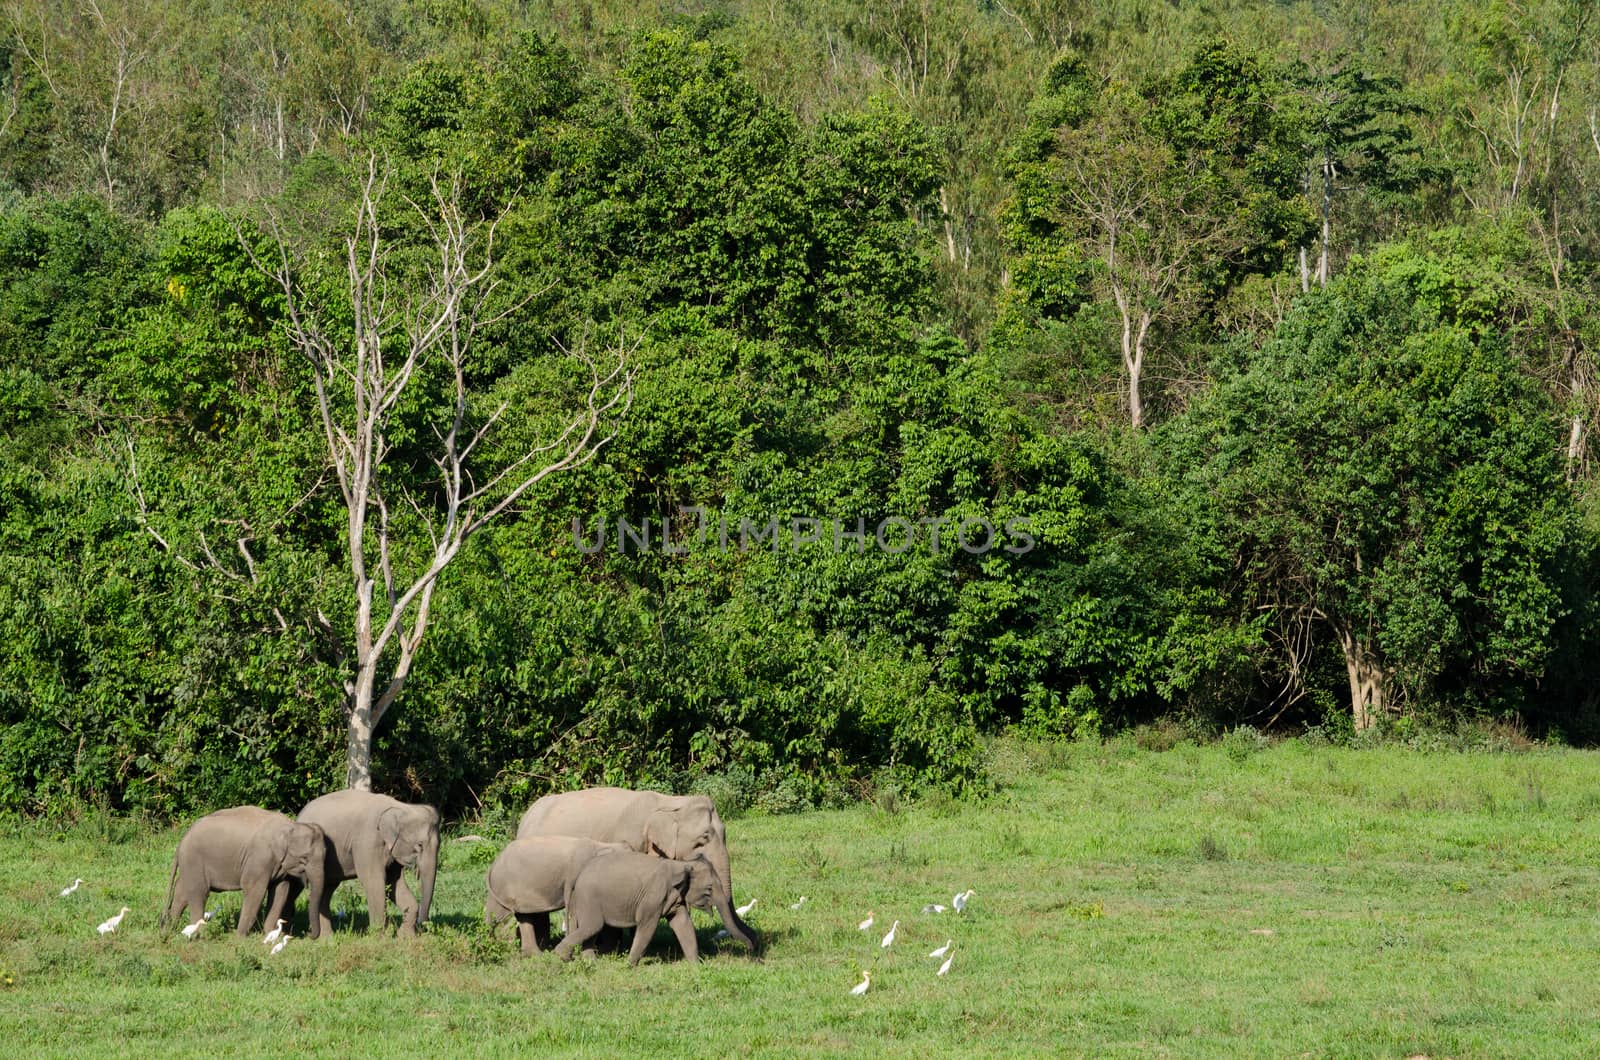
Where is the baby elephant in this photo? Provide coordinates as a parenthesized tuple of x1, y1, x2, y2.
(554, 850, 721, 966)
(162, 806, 327, 938)
(484, 836, 629, 954)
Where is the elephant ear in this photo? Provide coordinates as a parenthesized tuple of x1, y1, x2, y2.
(665, 862, 693, 905)
(267, 824, 293, 874)
(645, 807, 682, 859)
(378, 807, 403, 857)
(295, 823, 326, 865)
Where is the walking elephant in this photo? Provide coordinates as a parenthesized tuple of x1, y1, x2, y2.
(553, 850, 722, 966)
(268, 791, 440, 937)
(518, 787, 759, 953)
(161, 806, 327, 938)
(485, 836, 629, 954)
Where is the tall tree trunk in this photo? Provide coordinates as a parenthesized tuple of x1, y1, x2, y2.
(1128, 311, 1150, 430)
(1299, 245, 1310, 294)
(346, 663, 376, 791)
(1316, 155, 1333, 287)
(939, 185, 958, 266)
(1336, 626, 1386, 732)
(1568, 405, 1586, 481)
(1566, 333, 1587, 478)
(1114, 287, 1150, 430)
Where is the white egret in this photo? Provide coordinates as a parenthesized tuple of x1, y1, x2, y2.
(928, 939, 951, 959)
(857, 912, 874, 931)
(96, 906, 130, 935)
(850, 970, 871, 996)
(735, 898, 757, 917)
(181, 920, 204, 940)
(262, 918, 287, 945)
(59, 878, 84, 898)
(880, 920, 899, 948)
(921, 904, 947, 914)
(952, 889, 976, 913)
(270, 933, 290, 956)
(789, 896, 808, 911)
(937, 952, 954, 976)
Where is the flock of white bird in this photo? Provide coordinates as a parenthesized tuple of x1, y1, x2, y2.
(846, 888, 974, 996)
(63, 872, 974, 989)
(64, 883, 288, 954)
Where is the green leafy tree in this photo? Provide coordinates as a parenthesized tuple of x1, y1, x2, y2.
(999, 43, 1312, 430)
(1290, 61, 1438, 289)
(1168, 244, 1587, 730)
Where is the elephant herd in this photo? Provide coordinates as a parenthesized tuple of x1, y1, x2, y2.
(161, 786, 760, 965)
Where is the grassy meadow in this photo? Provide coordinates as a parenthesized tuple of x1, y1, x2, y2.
(3, 737, 1600, 1057)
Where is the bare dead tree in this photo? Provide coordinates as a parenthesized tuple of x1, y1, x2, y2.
(257, 157, 633, 790)
(1055, 111, 1246, 430)
(82, 0, 147, 207)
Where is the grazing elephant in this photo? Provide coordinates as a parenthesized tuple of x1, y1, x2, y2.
(553, 850, 722, 966)
(485, 836, 629, 955)
(161, 806, 327, 938)
(269, 791, 440, 937)
(518, 787, 759, 953)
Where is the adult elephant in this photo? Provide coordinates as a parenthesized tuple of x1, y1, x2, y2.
(271, 791, 440, 937)
(160, 806, 327, 938)
(517, 787, 758, 953)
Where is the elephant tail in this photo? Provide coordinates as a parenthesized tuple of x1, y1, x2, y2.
(159, 846, 181, 931)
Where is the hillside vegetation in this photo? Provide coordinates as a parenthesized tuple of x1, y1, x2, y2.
(1, 1, 1599, 815)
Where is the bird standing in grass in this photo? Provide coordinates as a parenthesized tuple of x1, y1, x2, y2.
(736, 898, 757, 917)
(850, 970, 871, 996)
(921, 903, 947, 914)
(262, 919, 286, 945)
(789, 896, 808, 911)
(59, 879, 84, 898)
(270, 933, 290, 956)
(937, 952, 954, 976)
(928, 939, 951, 959)
(953, 889, 975, 913)
(180, 920, 205, 940)
(858, 912, 874, 931)
(97, 907, 130, 936)
(880, 920, 899, 949)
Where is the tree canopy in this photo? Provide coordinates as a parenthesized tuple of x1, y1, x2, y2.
(1, 2, 1598, 817)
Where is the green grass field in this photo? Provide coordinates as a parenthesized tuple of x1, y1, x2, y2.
(3, 737, 1600, 1057)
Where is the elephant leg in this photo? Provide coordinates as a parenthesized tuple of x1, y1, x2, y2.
(360, 867, 390, 936)
(393, 866, 420, 937)
(263, 877, 300, 938)
(554, 908, 598, 962)
(532, 911, 552, 951)
(515, 915, 539, 956)
(667, 906, 699, 963)
(313, 882, 335, 938)
(237, 879, 268, 938)
(626, 921, 655, 967)
(553, 926, 590, 962)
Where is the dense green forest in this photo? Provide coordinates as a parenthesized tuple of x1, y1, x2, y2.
(2, 0, 1597, 818)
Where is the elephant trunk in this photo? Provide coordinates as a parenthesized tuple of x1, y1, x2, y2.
(414, 842, 437, 931)
(710, 844, 758, 952)
(709, 878, 760, 954)
(303, 858, 326, 940)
